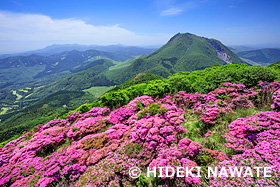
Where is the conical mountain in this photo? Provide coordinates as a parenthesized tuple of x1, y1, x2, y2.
(107, 32, 244, 83)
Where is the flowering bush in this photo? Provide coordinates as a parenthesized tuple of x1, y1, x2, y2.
(211, 111, 280, 186)
(259, 81, 280, 108)
(76, 152, 139, 187)
(1, 81, 280, 186)
(271, 89, 280, 109)
(174, 82, 257, 125)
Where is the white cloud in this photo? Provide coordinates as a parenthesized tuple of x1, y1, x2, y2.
(0, 11, 172, 53)
(159, 0, 209, 16)
(160, 8, 183, 16)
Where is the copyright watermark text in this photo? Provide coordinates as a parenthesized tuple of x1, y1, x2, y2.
(129, 166, 272, 179)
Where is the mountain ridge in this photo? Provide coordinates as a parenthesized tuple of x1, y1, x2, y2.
(236, 48, 280, 66)
(0, 44, 157, 60)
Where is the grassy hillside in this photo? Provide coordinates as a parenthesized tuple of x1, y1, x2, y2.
(237, 48, 280, 66)
(108, 53, 149, 71)
(0, 90, 96, 142)
(83, 86, 115, 98)
(268, 60, 280, 68)
(45, 59, 115, 91)
(110, 73, 163, 91)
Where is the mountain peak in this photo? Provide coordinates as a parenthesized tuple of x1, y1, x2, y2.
(168, 32, 194, 42)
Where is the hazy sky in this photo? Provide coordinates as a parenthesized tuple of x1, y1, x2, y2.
(0, 0, 279, 53)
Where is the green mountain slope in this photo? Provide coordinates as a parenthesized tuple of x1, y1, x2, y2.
(105, 33, 244, 84)
(237, 48, 280, 66)
(43, 59, 115, 92)
(110, 73, 163, 91)
(268, 60, 280, 68)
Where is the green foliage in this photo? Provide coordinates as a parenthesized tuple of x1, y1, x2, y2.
(125, 143, 143, 158)
(72, 128, 80, 132)
(143, 80, 171, 97)
(110, 73, 163, 92)
(195, 150, 214, 166)
(183, 63, 278, 93)
(22, 133, 33, 142)
(268, 60, 280, 69)
(99, 90, 130, 108)
(221, 107, 260, 124)
(136, 100, 144, 110)
(124, 83, 147, 99)
(0, 134, 21, 147)
(136, 175, 150, 187)
(76, 104, 93, 114)
(83, 86, 115, 98)
(137, 103, 167, 120)
(168, 71, 192, 93)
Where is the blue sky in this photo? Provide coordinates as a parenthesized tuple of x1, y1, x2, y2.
(0, 0, 279, 53)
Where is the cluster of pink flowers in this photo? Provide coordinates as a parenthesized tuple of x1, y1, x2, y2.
(211, 111, 280, 186)
(1, 81, 280, 186)
(209, 82, 257, 108)
(107, 107, 135, 125)
(76, 151, 139, 186)
(259, 81, 280, 110)
(174, 82, 257, 124)
(259, 81, 280, 93)
(149, 145, 200, 184)
(271, 89, 280, 109)
(223, 111, 280, 152)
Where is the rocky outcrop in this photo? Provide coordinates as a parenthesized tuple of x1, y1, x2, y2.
(217, 51, 232, 64)
(207, 39, 232, 64)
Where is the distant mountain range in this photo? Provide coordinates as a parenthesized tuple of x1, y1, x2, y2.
(0, 49, 128, 91)
(236, 48, 280, 66)
(0, 44, 157, 60)
(228, 46, 256, 53)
